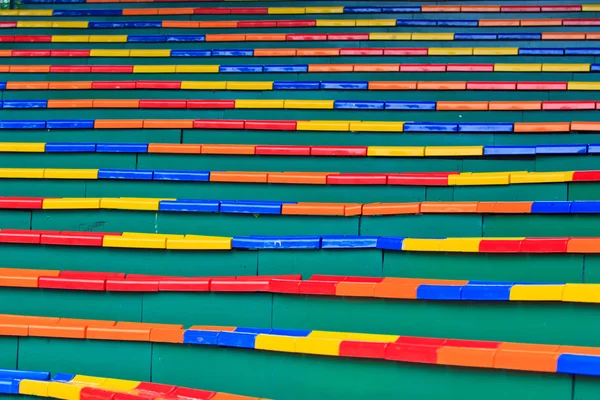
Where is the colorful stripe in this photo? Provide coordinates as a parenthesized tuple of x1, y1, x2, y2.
(0, 168, 593, 186)
(0, 316, 598, 377)
(2, 33, 600, 43)
(6, 19, 600, 28)
(0, 142, 595, 157)
(2, 196, 599, 215)
(2, 5, 592, 16)
(0, 80, 596, 91)
(0, 63, 596, 73)
(2, 268, 600, 304)
(3, 99, 600, 111)
(0, 368, 259, 399)
(2, 47, 600, 58)
(0, 229, 597, 252)
(0, 119, 596, 133)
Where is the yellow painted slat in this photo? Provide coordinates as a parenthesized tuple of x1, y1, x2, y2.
(100, 198, 162, 211)
(90, 49, 131, 57)
(402, 238, 444, 251)
(19, 380, 50, 397)
(52, 21, 88, 28)
(369, 33, 411, 40)
(226, 81, 273, 90)
(17, 21, 52, 28)
(235, 99, 284, 109)
(494, 64, 542, 72)
(562, 284, 600, 303)
(47, 382, 82, 400)
(367, 146, 424, 157)
(174, 65, 219, 73)
(509, 171, 574, 184)
(0, 142, 45, 152)
(356, 19, 396, 27)
(350, 121, 404, 132)
(428, 48, 473, 56)
(305, 6, 343, 13)
(438, 238, 482, 253)
(268, 7, 305, 14)
(294, 337, 341, 356)
(52, 36, 89, 43)
(424, 146, 483, 157)
(510, 285, 564, 301)
(43, 169, 98, 180)
(103, 236, 166, 250)
(567, 82, 600, 90)
(88, 36, 128, 43)
(43, 198, 101, 209)
(130, 49, 171, 57)
(166, 235, 232, 250)
(18, 10, 53, 16)
(316, 19, 356, 27)
(181, 81, 227, 90)
(473, 47, 519, 55)
(542, 63, 590, 72)
(449, 173, 510, 186)
(255, 334, 297, 352)
(0, 168, 44, 179)
(133, 65, 177, 73)
(411, 33, 454, 40)
(297, 121, 350, 131)
(284, 100, 334, 109)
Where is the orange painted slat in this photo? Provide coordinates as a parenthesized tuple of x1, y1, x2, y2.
(362, 202, 420, 215)
(282, 202, 355, 216)
(0, 268, 58, 277)
(514, 122, 571, 132)
(521, 19, 563, 26)
(142, 120, 194, 129)
(201, 144, 256, 155)
(417, 82, 466, 90)
(368, 81, 417, 90)
(542, 32, 586, 40)
(47, 100, 94, 109)
(93, 99, 139, 108)
(58, 318, 116, 328)
(420, 202, 479, 213)
(566, 238, 600, 253)
(150, 327, 185, 343)
(422, 5, 460, 12)
(210, 171, 268, 183)
(438, 347, 496, 368)
(95, 120, 144, 129)
(479, 19, 520, 26)
(493, 349, 559, 373)
(157, 8, 193, 15)
(245, 34, 286, 41)
(436, 101, 488, 111)
(6, 82, 49, 90)
(461, 5, 501, 12)
(335, 281, 377, 297)
(489, 101, 542, 110)
(267, 172, 330, 185)
(147, 144, 202, 154)
(308, 64, 354, 72)
(354, 64, 400, 72)
(254, 49, 296, 57)
(9, 65, 49, 73)
(571, 122, 600, 131)
(162, 21, 200, 28)
(122, 8, 158, 15)
(493, 202, 533, 213)
(48, 81, 92, 90)
(199, 22, 238, 28)
(29, 324, 86, 339)
(205, 34, 245, 41)
(297, 48, 339, 56)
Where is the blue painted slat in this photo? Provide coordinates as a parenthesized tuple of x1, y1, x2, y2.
(96, 143, 148, 153)
(438, 20, 478, 27)
(461, 284, 512, 301)
(0, 120, 46, 129)
(0, 369, 50, 381)
(591, 64, 600, 72)
(219, 65, 263, 73)
(458, 123, 514, 133)
(264, 65, 308, 73)
(483, 146, 535, 156)
(159, 199, 220, 213)
(273, 81, 320, 90)
(53, 9, 122, 16)
(234, 327, 272, 334)
(45, 143, 96, 153)
(519, 48, 564, 55)
(531, 201, 572, 214)
(220, 200, 286, 215)
(333, 100, 384, 110)
(557, 354, 600, 376)
(88, 22, 125, 29)
(125, 22, 161, 28)
(152, 170, 210, 181)
(3, 101, 47, 109)
(127, 36, 166, 43)
(321, 235, 379, 249)
(50, 373, 75, 382)
(166, 35, 206, 42)
(588, 144, 600, 154)
(404, 122, 458, 132)
(321, 81, 368, 90)
(0, 380, 19, 395)
(395, 19, 436, 26)
(570, 201, 600, 213)
(498, 33, 541, 40)
(97, 169, 153, 180)
(383, 6, 421, 12)
(535, 144, 587, 154)
(454, 33, 497, 40)
(212, 49, 253, 57)
(171, 50, 212, 57)
(270, 328, 311, 337)
(46, 120, 94, 129)
(217, 331, 257, 349)
(385, 101, 436, 111)
(566, 48, 600, 55)
(376, 236, 404, 251)
(416, 285, 463, 300)
(183, 330, 220, 346)
(232, 236, 321, 249)
(0, 83, 6, 90)
(344, 6, 381, 13)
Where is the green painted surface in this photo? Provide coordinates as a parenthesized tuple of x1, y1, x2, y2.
(0, 337, 17, 370)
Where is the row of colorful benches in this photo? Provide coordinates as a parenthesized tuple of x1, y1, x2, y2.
(0, 315, 598, 377)
(0, 369, 258, 400)
(10, 99, 600, 111)
(2, 268, 599, 303)
(0, 168, 592, 185)
(11, 18, 600, 28)
(0, 229, 597, 252)
(1, 142, 599, 157)
(1, 197, 598, 215)
(6, 5, 595, 15)
(2, 80, 598, 91)
(5, 119, 600, 132)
